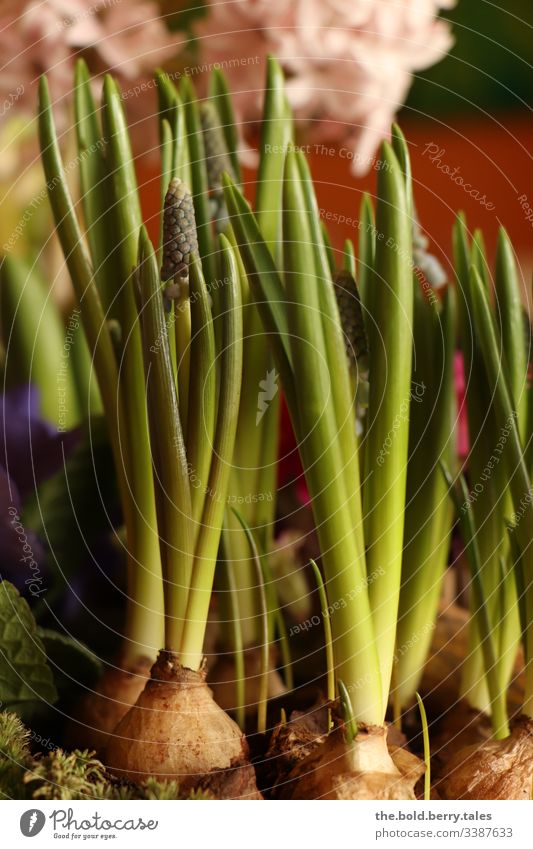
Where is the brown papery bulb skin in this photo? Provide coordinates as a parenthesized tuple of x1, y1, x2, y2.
(440, 715, 533, 799)
(431, 700, 492, 774)
(266, 710, 424, 800)
(105, 652, 261, 799)
(66, 655, 151, 758)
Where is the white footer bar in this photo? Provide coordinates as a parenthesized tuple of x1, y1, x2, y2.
(3, 800, 531, 847)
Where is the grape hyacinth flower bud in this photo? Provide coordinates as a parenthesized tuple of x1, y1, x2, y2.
(199, 101, 235, 233)
(161, 178, 198, 281)
(334, 269, 369, 436)
(199, 101, 235, 195)
(334, 270, 368, 370)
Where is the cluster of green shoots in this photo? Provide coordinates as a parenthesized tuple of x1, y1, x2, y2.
(223, 63, 458, 729)
(24, 54, 532, 746)
(33, 57, 297, 731)
(38, 61, 243, 675)
(448, 217, 533, 738)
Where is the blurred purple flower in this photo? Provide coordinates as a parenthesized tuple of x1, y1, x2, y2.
(0, 384, 79, 592)
(1, 384, 78, 497)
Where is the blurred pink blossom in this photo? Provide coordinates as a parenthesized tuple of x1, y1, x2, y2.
(0, 1, 176, 127)
(195, 0, 454, 173)
(0, 0, 178, 261)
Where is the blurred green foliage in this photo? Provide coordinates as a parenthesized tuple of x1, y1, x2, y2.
(406, 1, 532, 115)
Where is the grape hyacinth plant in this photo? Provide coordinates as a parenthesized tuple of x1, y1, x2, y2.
(0, 55, 530, 802)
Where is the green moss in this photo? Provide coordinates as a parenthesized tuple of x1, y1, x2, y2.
(24, 749, 106, 800)
(0, 712, 216, 799)
(0, 712, 32, 799)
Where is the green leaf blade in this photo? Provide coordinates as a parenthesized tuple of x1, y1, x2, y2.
(0, 583, 57, 717)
